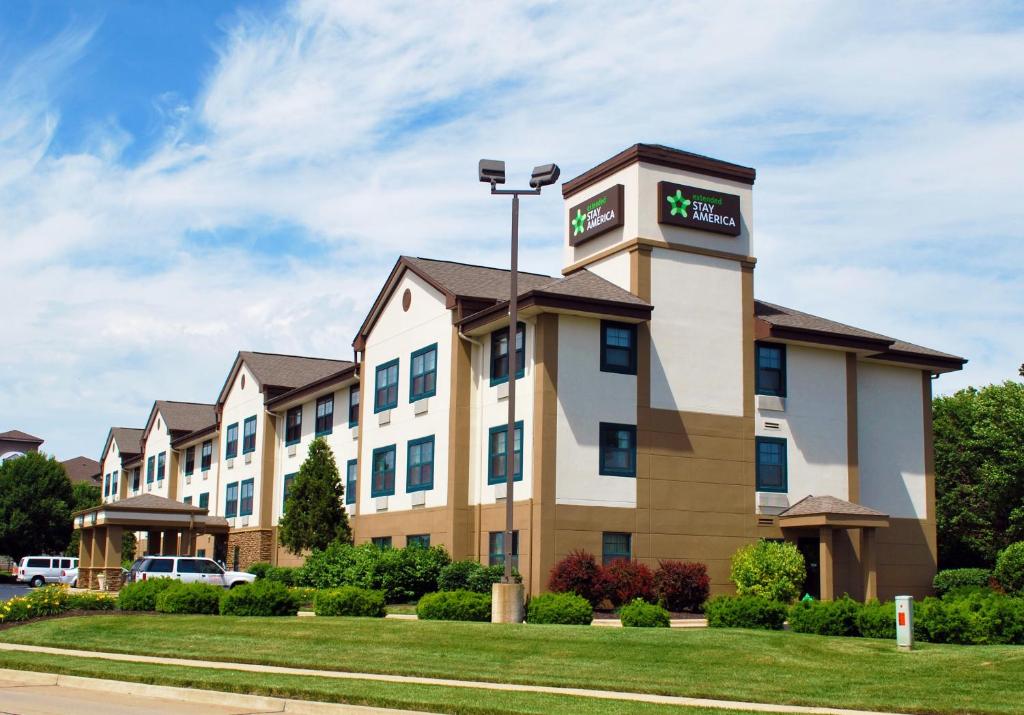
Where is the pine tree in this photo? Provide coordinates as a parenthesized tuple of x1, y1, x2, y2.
(278, 437, 351, 554)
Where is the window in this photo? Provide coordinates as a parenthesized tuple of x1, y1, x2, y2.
(184, 446, 195, 476)
(602, 532, 632, 565)
(131, 468, 140, 491)
(488, 422, 523, 485)
(183, 496, 192, 505)
(157, 452, 166, 482)
(599, 423, 637, 477)
(756, 343, 786, 397)
(316, 395, 334, 436)
(199, 492, 209, 510)
(147, 558, 173, 573)
(374, 359, 400, 412)
(371, 445, 396, 497)
(346, 459, 357, 505)
(242, 416, 257, 454)
(225, 423, 238, 459)
(371, 536, 392, 549)
(283, 472, 297, 512)
(407, 534, 430, 548)
(285, 407, 302, 445)
(409, 344, 437, 402)
(240, 478, 254, 516)
(176, 559, 198, 574)
(111, 471, 117, 496)
(146, 456, 155, 484)
(225, 482, 238, 518)
(348, 386, 360, 427)
(601, 321, 638, 374)
(103, 473, 110, 497)
(756, 436, 788, 492)
(406, 436, 434, 492)
(488, 531, 519, 569)
(201, 440, 212, 471)
(490, 322, 525, 385)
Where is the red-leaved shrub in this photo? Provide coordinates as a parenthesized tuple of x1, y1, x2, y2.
(602, 559, 655, 607)
(654, 560, 709, 612)
(548, 550, 605, 606)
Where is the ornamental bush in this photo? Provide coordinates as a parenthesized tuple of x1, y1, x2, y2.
(933, 568, 992, 596)
(916, 590, 1024, 645)
(219, 580, 300, 617)
(857, 600, 896, 639)
(155, 582, 223, 615)
(437, 560, 480, 591)
(602, 559, 655, 607)
(117, 578, 176, 611)
(548, 550, 605, 607)
(416, 590, 491, 622)
(788, 595, 862, 637)
(730, 540, 806, 603)
(654, 560, 709, 612)
(298, 542, 450, 602)
(246, 562, 273, 580)
(994, 542, 1024, 595)
(264, 566, 300, 587)
(313, 586, 386, 617)
(66, 591, 117, 611)
(704, 595, 788, 630)
(619, 598, 670, 627)
(526, 592, 593, 625)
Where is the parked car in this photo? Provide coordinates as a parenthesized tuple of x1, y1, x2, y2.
(60, 566, 78, 587)
(16, 556, 78, 587)
(125, 556, 255, 589)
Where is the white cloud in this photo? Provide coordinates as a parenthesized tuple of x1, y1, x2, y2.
(1, 0, 1022, 459)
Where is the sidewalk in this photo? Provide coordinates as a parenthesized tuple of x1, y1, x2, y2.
(0, 642, 902, 715)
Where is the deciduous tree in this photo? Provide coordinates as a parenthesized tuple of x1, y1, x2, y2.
(0, 452, 74, 559)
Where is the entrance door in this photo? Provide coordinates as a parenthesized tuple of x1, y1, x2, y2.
(797, 537, 820, 599)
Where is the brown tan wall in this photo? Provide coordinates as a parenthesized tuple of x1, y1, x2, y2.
(226, 528, 274, 571)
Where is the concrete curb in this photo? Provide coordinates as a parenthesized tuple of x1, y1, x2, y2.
(0, 667, 432, 714)
(0, 642, 904, 715)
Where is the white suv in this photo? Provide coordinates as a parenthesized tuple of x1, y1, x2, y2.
(16, 556, 78, 587)
(125, 556, 255, 589)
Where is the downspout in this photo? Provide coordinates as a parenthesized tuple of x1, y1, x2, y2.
(458, 330, 485, 560)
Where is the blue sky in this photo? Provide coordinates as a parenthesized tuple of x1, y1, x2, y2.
(1, 1, 1022, 460)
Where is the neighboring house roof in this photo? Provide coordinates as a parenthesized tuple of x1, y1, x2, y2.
(61, 456, 101, 484)
(781, 495, 887, 519)
(0, 430, 44, 445)
(215, 351, 355, 407)
(755, 299, 965, 372)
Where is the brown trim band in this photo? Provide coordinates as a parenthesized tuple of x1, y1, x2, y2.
(755, 322, 894, 353)
(864, 351, 966, 372)
(264, 365, 359, 411)
(562, 236, 756, 276)
(458, 292, 652, 334)
(169, 423, 218, 449)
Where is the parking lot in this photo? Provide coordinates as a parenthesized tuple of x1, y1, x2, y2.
(0, 583, 30, 602)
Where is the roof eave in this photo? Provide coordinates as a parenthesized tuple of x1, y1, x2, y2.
(265, 365, 360, 412)
(458, 291, 653, 334)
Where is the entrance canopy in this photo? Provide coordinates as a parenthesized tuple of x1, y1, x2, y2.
(74, 494, 229, 591)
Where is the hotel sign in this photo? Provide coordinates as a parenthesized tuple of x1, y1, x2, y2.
(568, 184, 624, 246)
(657, 181, 741, 236)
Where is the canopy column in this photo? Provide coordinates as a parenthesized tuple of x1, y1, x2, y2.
(101, 525, 124, 591)
(78, 528, 94, 589)
(161, 530, 179, 556)
(819, 526, 835, 602)
(861, 527, 878, 602)
(147, 530, 162, 556)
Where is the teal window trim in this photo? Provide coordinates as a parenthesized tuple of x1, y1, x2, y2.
(374, 359, 400, 413)
(345, 459, 357, 505)
(755, 342, 787, 397)
(487, 421, 524, 485)
(602, 532, 632, 565)
(103, 474, 109, 497)
(285, 407, 302, 446)
(201, 440, 212, 471)
(183, 496, 192, 505)
(406, 435, 435, 493)
(146, 456, 154, 484)
(489, 322, 526, 386)
(224, 482, 238, 518)
(184, 446, 195, 476)
(242, 415, 257, 454)
(225, 423, 238, 459)
(157, 452, 166, 481)
(132, 469, 140, 491)
(315, 394, 334, 436)
(282, 472, 297, 513)
(409, 344, 438, 402)
(239, 478, 254, 516)
(600, 321, 638, 375)
(371, 444, 396, 497)
(755, 436, 788, 493)
(599, 423, 637, 478)
(348, 386, 360, 428)
(198, 492, 209, 510)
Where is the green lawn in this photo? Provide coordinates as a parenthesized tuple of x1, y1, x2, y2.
(384, 602, 418, 615)
(2, 615, 1023, 714)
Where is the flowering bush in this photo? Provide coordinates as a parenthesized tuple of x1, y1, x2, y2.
(548, 550, 605, 607)
(0, 585, 76, 623)
(602, 559, 655, 607)
(654, 560, 710, 613)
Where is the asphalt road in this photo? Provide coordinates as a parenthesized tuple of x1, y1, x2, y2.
(0, 584, 30, 602)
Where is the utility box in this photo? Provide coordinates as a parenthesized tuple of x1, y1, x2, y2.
(895, 595, 914, 651)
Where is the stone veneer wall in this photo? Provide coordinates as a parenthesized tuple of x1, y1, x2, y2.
(226, 528, 274, 571)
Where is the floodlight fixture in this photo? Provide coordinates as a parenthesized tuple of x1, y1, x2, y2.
(478, 159, 506, 185)
(529, 163, 561, 189)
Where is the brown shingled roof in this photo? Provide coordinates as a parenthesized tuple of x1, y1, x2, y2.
(755, 301, 893, 344)
(110, 427, 143, 456)
(155, 401, 217, 434)
(781, 495, 888, 518)
(61, 456, 101, 484)
(404, 257, 555, 302)
(0, 430, 43, 444)
(239, 352, 354, 391)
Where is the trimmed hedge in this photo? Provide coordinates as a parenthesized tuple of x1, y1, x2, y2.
(547, 551, 606, 607)
(527, 592, 593, 625)
(313, 586, 386, 617)
(704, 595, 788, 630)
(416, 591, 491, 622)
(117, 578, 176, 611)
(654, 560, 709, 613)
(619, 598, 670, 628)
(994, 542, 1024, 595)
(933, 568, 992, 596)
(155, 582, 223, 615)
(857, 600, 896, 639)
(916, 590, 1024, 645)
(788, 595, 861, 637)
(220, 580, 300, 617)
(299, 542, 451, 602)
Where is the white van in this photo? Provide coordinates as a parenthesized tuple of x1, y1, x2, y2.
(16, 556, 78, 587)
(125, 556, 255, 589)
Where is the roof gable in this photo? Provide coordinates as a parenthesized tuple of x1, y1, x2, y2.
(143, 401, 216, 443)
(0, 429, 43, 444)
(216, 351, 354, 407)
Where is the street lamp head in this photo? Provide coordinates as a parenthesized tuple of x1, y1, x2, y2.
(529, 163, 560, 189)
(478, 159, 506, 185)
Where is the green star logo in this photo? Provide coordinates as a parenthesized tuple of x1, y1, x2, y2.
(667, 189, 691, 218)
(571, 208, 586, 236)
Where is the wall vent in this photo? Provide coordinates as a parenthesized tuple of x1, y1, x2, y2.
(763, 421, 781, 430)
(758, 517, 774, 526)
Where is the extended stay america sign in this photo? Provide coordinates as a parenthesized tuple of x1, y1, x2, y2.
(568, 184, 624, 246)
(657, 181, 742, 237)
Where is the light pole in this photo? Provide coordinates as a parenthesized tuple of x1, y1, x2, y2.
(478, 160, 560, 597)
